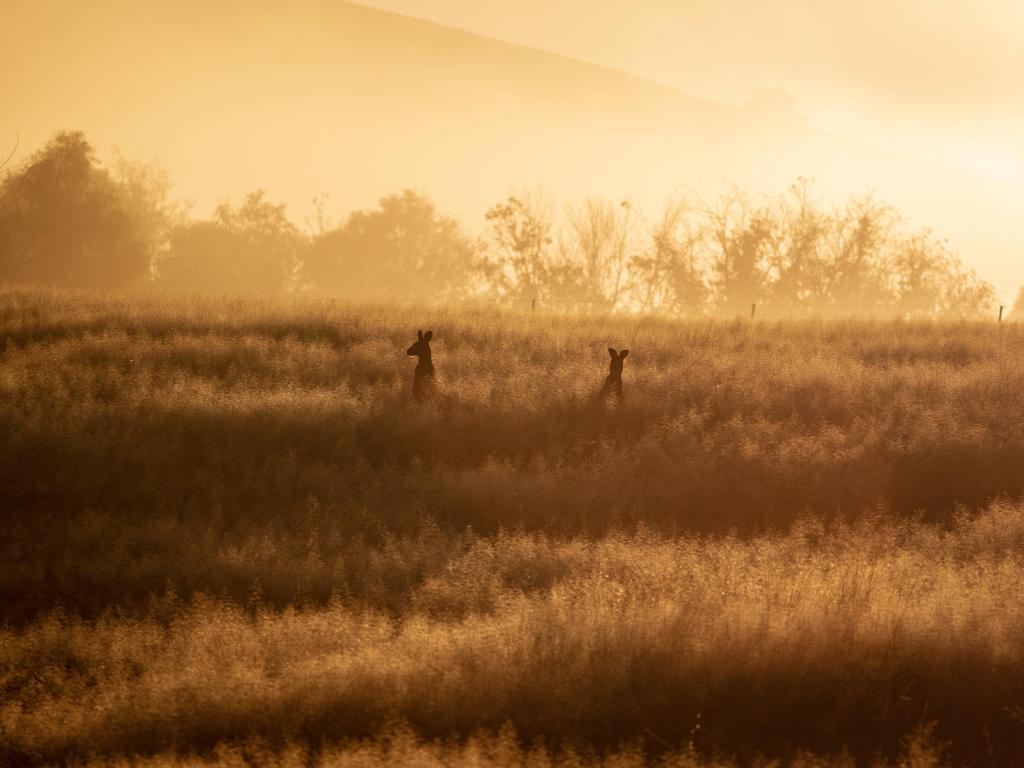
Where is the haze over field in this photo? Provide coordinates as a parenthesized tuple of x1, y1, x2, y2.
(365, 0, 1024, 181)
(2, 0, 1020, 300)
(7, 6, 1024, 764)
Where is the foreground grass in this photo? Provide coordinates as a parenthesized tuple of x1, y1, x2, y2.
(38, 728, 952, 768)
(4, 286, 1024, 765)
(5, 507, 1024, 766)
(4, 287, 1024, 619)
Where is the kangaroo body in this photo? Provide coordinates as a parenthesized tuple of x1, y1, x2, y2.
(407, 330, 435, 402)
(599, 347, 628, 404)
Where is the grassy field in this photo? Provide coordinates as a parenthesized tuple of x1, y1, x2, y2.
(3, 286, 1024, 765)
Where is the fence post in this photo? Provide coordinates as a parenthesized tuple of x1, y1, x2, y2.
(999, 305, 1004, 323)
(751, 302, 757, 320)
(531, 297, 537, 313)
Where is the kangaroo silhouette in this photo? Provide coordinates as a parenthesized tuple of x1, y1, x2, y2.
(599, 347, 629, 404)
(406, 329, 435, 402)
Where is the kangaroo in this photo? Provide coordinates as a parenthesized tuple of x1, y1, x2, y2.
(599, 347, 629, 404)
(406, 329, 435, 402)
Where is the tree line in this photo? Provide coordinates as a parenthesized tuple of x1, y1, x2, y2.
(0, 131, 1000, 315)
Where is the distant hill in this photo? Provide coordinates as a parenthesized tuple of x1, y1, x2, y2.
(1, 0, 1018, 295)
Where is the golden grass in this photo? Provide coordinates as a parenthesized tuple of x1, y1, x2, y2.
(4, 286, 1023, 534)
(3, 285, 1024, 765)
(6, 513, 1020, 765)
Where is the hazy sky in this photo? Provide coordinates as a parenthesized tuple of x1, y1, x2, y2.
(1, 0, 1021, 299)
(362, 0, 1024, 187)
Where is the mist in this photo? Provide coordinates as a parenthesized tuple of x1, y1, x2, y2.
(1, 0, 1020, 300)
(8, 5, 1024, 763)
(363, 0, 1024, 166)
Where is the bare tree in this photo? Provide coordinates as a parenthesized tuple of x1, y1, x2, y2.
(562, 197, 641, 310)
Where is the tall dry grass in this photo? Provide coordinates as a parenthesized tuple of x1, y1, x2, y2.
(4, 508, 1024, 765)
(3, 286, 1024, 618)
(4, 286, 1024, 528)
(3, 285, 1024, 765)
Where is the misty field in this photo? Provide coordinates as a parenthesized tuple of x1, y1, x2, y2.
(3, 286, 1024, 766)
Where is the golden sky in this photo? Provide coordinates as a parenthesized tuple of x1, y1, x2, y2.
(2, 0, 1022, 299)
(362, 0, 1024, 187)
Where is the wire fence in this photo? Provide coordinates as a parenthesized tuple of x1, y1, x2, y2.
(277, 292, 1015, 322)
(449, 296, 1013, 322)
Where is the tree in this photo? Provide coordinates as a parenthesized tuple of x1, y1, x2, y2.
(304, 190, 474, 301)
(157, 191, 303, 295)
(891, 229, 994, 316)
(824, 196, 897, 307)
(706, 189, 776, 309)
(561, 198, 640, 310)
(111, 151, 181, 280)
(630, 199, 707, 313)
(769, 179, 830, 306)
(0, 131, 151, 288)
(480, 193, 554, 303)
(939, 261, 996, 316)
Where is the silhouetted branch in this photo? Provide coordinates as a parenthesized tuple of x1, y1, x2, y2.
(0, 132, 19, 174)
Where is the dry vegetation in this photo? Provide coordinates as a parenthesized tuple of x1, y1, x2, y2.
(3, 285, 1024, 766)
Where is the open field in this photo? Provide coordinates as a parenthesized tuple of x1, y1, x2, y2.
(3, 286, 1024, 765)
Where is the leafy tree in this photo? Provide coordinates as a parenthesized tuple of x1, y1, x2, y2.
(939, 262, 996, 316)
(769, 179, 830, 306)
(767, 184, 902, 309)
(891, 229, 993, 315)
(480, 193, 554, 303)
(305, 190, 473, 301)
(630, 200, 707, 312)
(824, 196, 897, 307)
(706, 190, 776, 308)
(0, 131, 151, 287)
(891, 230, 946, 311)
(111, 151, 181, 279)
(157, 191, 303, 295)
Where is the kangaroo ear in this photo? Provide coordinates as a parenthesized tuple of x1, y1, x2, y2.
(424, 330, 433, 342)
(608, 347, 617, 359)
(417, 330, 423, 341)
(619, 349, 629, 359)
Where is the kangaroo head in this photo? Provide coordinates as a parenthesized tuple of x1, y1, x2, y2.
(607, 347, 628, 377)
(407, 329, 433, 358)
